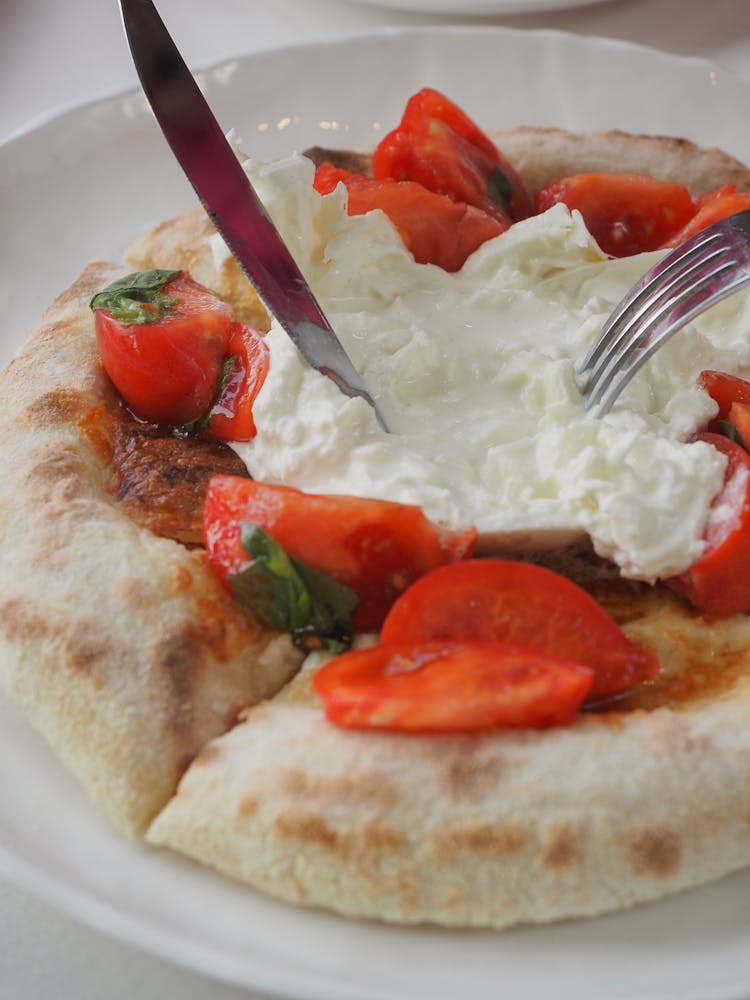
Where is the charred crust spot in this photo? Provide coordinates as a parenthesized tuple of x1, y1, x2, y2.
(273, 810, 407, 861)
(236, 796, 259, 819)
(274, 811, 341, 852)
(0, 597, 120, 683)
(279, 767, 400, 810)
(26, 388, 87, 426)
(430, 821, 528, 861)
(102, 406, 249, 544)
(541, 822, 581, 873)
(155, 620, 227, 701)
(0, 598, 43, 643)
(625, 827, 682, 878)
(439, 754, 507, 800)
(360, 823, 406, 853)
(64, 625, 116, 679)
(154, 626, 213, 744)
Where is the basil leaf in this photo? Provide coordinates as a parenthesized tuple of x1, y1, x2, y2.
(229, 524, 311, 632)
(294, 561, 360, 652)
(487, 167, 513, 215)
(228, 523, 358, 652)
(89, 269, 182, 326)
(716, 419, 745, 446)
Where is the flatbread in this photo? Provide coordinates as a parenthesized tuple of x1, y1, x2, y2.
(3, 126, 750, 926)
(0, 263, 300, 835)
(147, 590, 750, 927)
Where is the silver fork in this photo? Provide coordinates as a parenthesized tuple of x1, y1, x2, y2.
(578, 208, 750, 416)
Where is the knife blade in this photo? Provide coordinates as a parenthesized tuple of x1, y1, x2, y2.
(118, 0, 389, 431)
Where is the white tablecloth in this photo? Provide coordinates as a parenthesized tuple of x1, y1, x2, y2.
(2, 0, 750, 997)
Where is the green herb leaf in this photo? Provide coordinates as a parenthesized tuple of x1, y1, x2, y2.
(229, 524, 311, 632)
(228, 524, 358, 653)
(487, 167, 513, 215)
(716, 419, 744, 446)
(89, 269, 182, 326)
(294, 561, 360, 652)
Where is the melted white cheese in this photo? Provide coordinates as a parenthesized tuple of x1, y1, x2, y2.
(225, 154, 750, 581)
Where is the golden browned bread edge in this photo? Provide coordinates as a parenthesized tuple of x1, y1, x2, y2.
(0, 264, 301, 835)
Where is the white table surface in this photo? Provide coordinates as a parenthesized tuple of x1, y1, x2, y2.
(2, 0, 750, 998)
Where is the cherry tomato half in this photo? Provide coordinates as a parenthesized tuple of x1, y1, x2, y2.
(312, 639, 593, 732)
(314, 163, 506, 272)
(380, 559, 658, 698)
(662, 187, 750, 248)
(93, 271, 233, 426)
(203, 476, 477, 630)
(666, 433, 750, 617)
(372, 87, 532, 223)
(534, 173, 695, 257)
(698, 370, 750, 422)
(205, 322, 269, 442)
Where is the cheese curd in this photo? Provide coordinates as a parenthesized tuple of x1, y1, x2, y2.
(226, 154, 750, 581)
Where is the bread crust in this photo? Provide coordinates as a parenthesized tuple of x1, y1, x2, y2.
(148, 612, 750, 927)
(306, 126, 750, 196)
(0, 263, 301, 834)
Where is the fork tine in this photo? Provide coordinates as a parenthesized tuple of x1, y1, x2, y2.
(582, 246, 733, 398)
(586, 256, 744, 414)
(577, 229, 725, 391)
(579, 208, 750, 417)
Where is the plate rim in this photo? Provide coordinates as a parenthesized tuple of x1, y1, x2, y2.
(1, 23, 742, 150)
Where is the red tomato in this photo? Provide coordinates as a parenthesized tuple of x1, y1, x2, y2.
(400, 88, 502, 161)
(94, 272, 233, 426)
(380, 559, 658, 698)
(698, 370, 750, 421)
(203, 476, 478, 630)
(728, 401, 750, 449)
(662, 187, 750, 248)
(314, 162, 357, 196)
(206, 323, 269, 442)
(372, 87, 531, 223)
(314, 164, 506, 272)
(534, 173, 695, 257)
(312, 640, 593, 732)
(666, 433, 750, 617)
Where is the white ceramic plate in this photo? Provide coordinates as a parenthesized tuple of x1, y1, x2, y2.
(3, 26, 750, 1000)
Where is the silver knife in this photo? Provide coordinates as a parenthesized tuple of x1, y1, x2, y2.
(118, 0, 389, 431)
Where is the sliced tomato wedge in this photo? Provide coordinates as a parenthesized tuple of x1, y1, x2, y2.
(380, 559, 658, 698)
(534, 173, 695, 257)
(698, 369, 750, 421)
(93, 270, 233, 426)
(372, 87, 531, 223)
(312, 640, 593, 732)
(313, 162, 359, 196)
(666, 433, 750, 617)
(662, 187, 750, 248)
(205, 322, 269, 442)
(203, 476, 477, 630)
(728, 401, 750, 448)
(314, 163, 506, 272)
